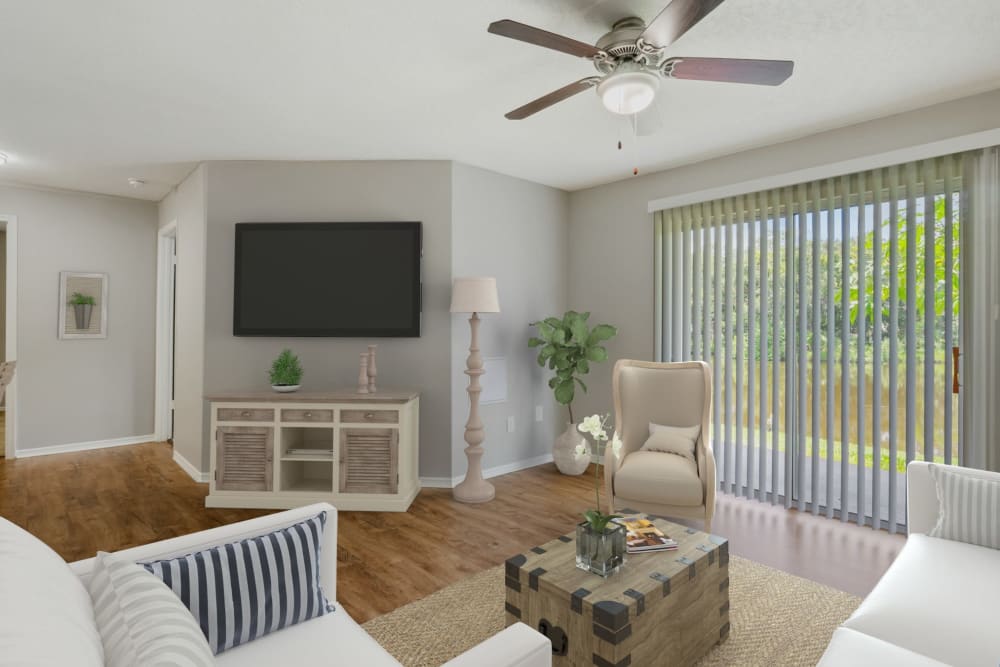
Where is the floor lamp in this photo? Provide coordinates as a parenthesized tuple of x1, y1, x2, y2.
(450, 277, 500, 504)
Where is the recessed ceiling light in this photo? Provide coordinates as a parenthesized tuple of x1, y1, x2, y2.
(127, 177, 145, 188)
(0, 153, 8, 165)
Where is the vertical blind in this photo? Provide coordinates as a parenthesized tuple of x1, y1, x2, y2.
(961, 146, 1000, 473)
(654, 155, 963, 531)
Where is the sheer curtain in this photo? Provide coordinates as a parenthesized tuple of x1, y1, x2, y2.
(962, 146, 1000, 472)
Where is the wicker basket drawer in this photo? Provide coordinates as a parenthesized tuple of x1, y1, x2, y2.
(217, 408, 275, 422)
(340, 409, 399, 424)
(281, 409, 334, 423)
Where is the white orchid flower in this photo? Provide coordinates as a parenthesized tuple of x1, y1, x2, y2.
(577, 414, 603, 438)
(574, 442, 588, 458)
(596, 429, 609, 442)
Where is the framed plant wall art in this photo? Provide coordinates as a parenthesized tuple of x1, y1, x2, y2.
(58, 271, 108, 339)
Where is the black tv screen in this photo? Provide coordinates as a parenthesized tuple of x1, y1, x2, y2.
(233, 222, 421, 337)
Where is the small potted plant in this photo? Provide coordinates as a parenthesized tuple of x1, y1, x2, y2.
(575, 414, 625, 577)
(528, 311, 617, 476)
(269, 349, 303, 393)
(69, 292, 96, 330)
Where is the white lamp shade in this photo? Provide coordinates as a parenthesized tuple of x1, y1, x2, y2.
(450, 277, 500, 313)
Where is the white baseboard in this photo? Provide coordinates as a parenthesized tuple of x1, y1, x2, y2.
(15, 434, 157, 459)
(173, 450, 210, 483)
(418, 476, 455, 489)
(421, 453, 554, 489)
(481, 453, 554, 480)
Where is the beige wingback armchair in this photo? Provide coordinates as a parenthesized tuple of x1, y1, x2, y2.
(604, 359, 716, 533)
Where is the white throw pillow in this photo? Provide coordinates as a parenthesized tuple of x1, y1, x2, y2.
(641, 423, 701, 460)
(0, 517, 104, 667)
(87, 551, 214, 667)
(929, 464, 1000, 550)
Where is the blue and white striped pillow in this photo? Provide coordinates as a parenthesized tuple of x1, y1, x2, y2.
(141, 512, 335, 654)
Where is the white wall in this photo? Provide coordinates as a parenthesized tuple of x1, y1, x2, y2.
(0, 184, 157, 451)
(450, 164, 569, 481)
(158, 165, 208, 470)
(200, 161, 454, 479)
(568, 88, 1000, 419)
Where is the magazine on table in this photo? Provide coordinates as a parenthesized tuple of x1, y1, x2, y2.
(612, 517, 678, 553)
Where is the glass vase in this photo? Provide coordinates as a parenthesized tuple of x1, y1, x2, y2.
(575, 521, 626, 577)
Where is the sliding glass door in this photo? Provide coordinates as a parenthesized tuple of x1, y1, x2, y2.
(654, 155, 962, 531)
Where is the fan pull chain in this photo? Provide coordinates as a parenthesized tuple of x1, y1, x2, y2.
(614, 116, 639, 176)
(631, 114, 639, 176)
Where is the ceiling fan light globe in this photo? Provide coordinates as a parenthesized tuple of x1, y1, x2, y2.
(597, 71, 659, 115)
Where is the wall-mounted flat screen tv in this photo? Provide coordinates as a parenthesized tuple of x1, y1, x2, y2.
(233, 222, 422, 337)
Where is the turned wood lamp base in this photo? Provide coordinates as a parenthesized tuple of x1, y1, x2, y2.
(449, 277, 501, 505)
(453, 477, 495, 504)
(453, 441, 495, 503)
(454, 312, 494, 504)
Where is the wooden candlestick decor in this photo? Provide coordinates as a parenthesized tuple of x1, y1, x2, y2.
(357, 353, 370, 394)
(367, 344, 378, 393)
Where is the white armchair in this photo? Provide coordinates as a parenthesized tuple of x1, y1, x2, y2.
(604, 360, 716, 533)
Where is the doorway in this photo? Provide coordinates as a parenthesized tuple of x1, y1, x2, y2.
(154, 221, 176, 443)
(0, 214, 17, 459)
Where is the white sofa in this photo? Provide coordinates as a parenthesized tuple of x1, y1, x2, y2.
(0, 502, 551, 667)
(819, 462, 1000, 666)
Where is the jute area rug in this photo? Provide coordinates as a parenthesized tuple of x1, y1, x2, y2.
(362, 555, 859, 667)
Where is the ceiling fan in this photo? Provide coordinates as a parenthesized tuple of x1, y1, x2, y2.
(488, 0, 794, 121)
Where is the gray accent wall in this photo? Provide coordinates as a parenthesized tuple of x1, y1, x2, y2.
(450, 163, 569, 479)
(0, 184, 157, 450)
(568, 89, 1000, 421)
(158, 165, 208, 470)
(200, 161, 454, 479)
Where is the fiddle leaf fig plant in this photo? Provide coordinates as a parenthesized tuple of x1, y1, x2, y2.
(528, 311, 617, 423)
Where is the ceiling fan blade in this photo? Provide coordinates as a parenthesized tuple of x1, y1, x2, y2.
(488, 19, 603, 59)
(663, 57, 794, 85)
(505, 77, 601, 120)
(640, 0, 726, 49)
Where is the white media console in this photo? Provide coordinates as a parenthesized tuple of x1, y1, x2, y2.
(205, 389, 420, 512)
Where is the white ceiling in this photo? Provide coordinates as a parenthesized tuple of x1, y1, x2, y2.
(2, 0, 1000, 201)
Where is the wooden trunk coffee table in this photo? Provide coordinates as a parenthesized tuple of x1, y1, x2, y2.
(504, 517, 729, 667)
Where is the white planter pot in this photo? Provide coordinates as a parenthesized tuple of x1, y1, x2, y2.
(553, 422, 590, 476)
(271, 384, 301, 393)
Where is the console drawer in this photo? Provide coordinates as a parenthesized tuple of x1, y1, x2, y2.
(340, 409, 399, 424)
(281, 409, 334, 423)
(217, 408, 275, 422)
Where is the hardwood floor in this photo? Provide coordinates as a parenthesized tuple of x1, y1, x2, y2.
(0, 441, 904, 623)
